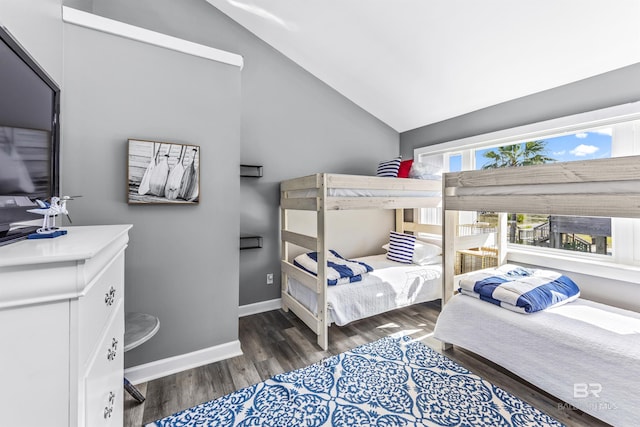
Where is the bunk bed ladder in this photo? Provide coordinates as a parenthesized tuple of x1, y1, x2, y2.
(280, 173, 329, 351)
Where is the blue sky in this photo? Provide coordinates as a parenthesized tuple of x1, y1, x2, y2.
(473, 128, 612, 170)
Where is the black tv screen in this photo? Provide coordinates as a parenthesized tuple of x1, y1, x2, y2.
(0, 25, 60, 237)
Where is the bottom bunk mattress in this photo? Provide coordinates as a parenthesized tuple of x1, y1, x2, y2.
(287, 254, 442, 326)
(434, 293, 640, 427)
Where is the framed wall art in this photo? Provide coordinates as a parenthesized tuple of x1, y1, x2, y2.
(128, 139, 200, 204)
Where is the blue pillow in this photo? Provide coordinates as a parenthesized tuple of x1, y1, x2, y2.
(386, 231, 416, 264)
(376, 156, 401, 177)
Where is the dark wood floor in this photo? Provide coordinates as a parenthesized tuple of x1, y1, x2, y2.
(125, 301, 609, 427)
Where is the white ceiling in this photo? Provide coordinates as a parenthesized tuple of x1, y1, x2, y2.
(206, 0, 640, 132)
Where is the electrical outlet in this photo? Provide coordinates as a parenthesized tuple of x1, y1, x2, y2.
(266, 273, 274, 285)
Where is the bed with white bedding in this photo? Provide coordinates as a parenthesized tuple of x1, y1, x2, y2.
(281, 172, 443, 350)
(438, 155, 640, 426)
(434, 293, 640, 426)
(288, 254, 441, 326)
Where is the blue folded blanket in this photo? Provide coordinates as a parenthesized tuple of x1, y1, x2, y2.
(458, 264, 580, 313)
(293, 249, 373, 286)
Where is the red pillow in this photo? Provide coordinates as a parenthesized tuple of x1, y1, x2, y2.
(397, 159, 413, 178)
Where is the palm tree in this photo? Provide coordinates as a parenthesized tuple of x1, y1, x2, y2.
(481, 141, 555, 242)
(482, 140, 555, 169)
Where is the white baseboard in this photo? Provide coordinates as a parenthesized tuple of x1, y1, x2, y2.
(124, 340, 243, 385)
(239, 298, 282, 317)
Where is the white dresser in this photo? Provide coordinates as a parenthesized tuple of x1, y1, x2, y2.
(0, 225, 132, 427)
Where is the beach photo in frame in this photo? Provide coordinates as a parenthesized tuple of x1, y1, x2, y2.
(128, 139, 200, 204)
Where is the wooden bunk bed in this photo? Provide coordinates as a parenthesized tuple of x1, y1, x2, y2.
(280, 173, 442, 350)
(436, 155, 640, 426)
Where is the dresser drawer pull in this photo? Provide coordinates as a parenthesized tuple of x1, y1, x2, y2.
(104, 287, 116, 306)
(107, 338, 119, 361)
(103, 391, 115, 419)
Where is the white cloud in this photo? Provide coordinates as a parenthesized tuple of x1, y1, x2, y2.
(553, 150, 566, 156)
(570, 144, 599, 157)
(575, 128, 613, 137)
(594, 128, 613, 136)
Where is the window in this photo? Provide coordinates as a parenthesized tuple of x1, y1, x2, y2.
(475, 129, 612, 169)
(418, 153, 444, 226)
(448, 153, 462, 172)
(476, 129, 613, 256)
(414, 102, 640, 268)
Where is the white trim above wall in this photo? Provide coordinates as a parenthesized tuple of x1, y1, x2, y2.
(239, 298, 282, 317)
(124, 340, 243, 385)
(62, 6, 244, 68)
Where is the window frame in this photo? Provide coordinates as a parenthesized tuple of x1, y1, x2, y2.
(414, 101, 640, 282)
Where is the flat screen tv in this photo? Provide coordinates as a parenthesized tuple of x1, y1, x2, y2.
(0, 25, 60, 245)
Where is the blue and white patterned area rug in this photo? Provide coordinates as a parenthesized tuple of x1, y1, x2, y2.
(148, 335, 564, 427)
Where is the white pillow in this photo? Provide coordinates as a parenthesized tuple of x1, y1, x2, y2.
(382, 239, 441, 264)
(409, 161, 443, 180)
(413, 240, 441, 263)
(417, 235, 442, 248)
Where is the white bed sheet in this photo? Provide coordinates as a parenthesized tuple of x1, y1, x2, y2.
(287, 188, 440, 198)
(287, 254, 441, 326)
(434, 293, 640, 426)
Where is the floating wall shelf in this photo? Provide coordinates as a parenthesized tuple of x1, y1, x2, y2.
(240, 164, 263, 178)
(240, 235, 263, 250)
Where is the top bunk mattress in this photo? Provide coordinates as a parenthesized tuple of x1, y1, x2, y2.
(288, 254, 442, 326)
(434, 293, 640, 426)
(281, 173, 442, 198)
(286, 187, 440, 198)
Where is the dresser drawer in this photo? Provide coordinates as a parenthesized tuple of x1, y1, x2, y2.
(79, 252, 124, 364)
(84, 302, 124, 427)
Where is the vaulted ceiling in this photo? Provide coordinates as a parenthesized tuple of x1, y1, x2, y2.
(206, 1, 640, 132)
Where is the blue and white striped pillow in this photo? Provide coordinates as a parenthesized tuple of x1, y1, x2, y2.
(376, 157, 402, 177)
(386, 231, 416, 264)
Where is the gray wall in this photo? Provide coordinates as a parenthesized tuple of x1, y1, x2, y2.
(400, 62, 640, 158)
(234, 15, 398, 305)
(0, 0, 63, 85)
(89, 0, 399, 307)
(63, 0, 93, 10)
(62, 23, 241, 367)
